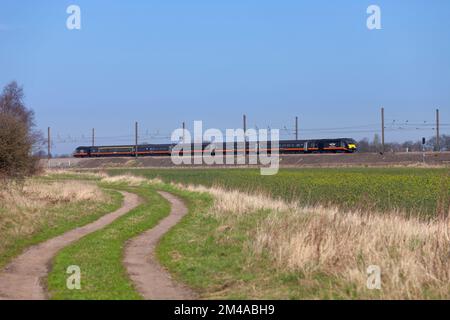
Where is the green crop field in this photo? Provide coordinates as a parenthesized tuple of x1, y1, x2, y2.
(110, 167, 449, 218)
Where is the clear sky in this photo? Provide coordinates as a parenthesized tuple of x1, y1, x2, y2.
(1, 0, 449, 154)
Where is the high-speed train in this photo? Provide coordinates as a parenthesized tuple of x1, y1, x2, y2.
(74, 138, 357, 157)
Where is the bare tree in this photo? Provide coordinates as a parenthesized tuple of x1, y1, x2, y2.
(427, 135, 450, 152)
(0, 81, 43, 179)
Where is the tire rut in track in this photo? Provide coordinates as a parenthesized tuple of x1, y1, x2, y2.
(124, 191, 196, 300)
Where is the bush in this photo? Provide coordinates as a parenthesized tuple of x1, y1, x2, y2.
(0, 81, 42, 179)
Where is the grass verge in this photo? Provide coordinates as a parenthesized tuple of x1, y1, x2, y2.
(155, 185, 350, 299)
(0, 178, 122, 269)
(156, 183, 450, 299)
(155, 185, 281, 299)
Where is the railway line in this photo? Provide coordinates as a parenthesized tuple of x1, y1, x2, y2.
(44, 152, 450, 169)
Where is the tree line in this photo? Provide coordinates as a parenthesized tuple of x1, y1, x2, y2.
(357, 134, 449, 153)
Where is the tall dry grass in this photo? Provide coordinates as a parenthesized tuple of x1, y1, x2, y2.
(42, 169, 108, 180)
(100, 175, 149, 186)
(43, 170, 161, 186)
(181, 183, 450, 299)
(0, 179, 107, 263)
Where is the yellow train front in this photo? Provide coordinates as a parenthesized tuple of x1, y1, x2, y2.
(279, 138, 357, 153)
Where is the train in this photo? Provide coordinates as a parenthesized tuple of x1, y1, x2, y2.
(73, 138, 357, 158)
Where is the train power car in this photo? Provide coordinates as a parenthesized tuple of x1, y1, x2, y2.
(74, 138, 357, 158)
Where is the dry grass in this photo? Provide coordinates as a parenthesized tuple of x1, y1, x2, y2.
(255, 208, 450, 299)
(22, 180, 105, 202)
(179, 183, 450, 299)
(0, 179, 108, 262)
(100, 174, 158, 186)
(1, 179, 105, 210)
(42, 169, 108, 180)
(43, 170, 163, 186)
(181, 184, 294, 215)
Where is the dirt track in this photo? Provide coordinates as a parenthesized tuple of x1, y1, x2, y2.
(0, 191, 140, 300)
(124, 191, 195, 300)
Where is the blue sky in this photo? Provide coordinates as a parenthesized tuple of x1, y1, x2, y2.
(1, 0, 449, 154)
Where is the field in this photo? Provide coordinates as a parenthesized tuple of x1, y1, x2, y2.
(103, 167, 450, 299)
(1, 168, 449, 299)
(110, 167, 449, 218)
(156, 184, 450, 299)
